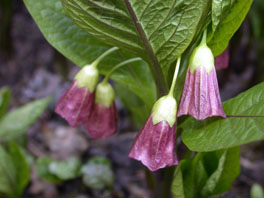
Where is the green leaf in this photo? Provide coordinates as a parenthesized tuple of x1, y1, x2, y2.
(24, 0, 156, 116)
(181, 154, 208, 198)
(172, 148, 240, 198)
(250, 184, 264, 198)
(181, 82, 264, 152)
(0, 87, 11, 119)
(208, 0, 253, 55)
(0, 98, 51, 141)
(81, 156, 114, 190)
(36, 157, 62, 184)
(8, 141, 30, 195)
(61, 0, 210, 77)
(49, 157, 82, 180)
(115, 83, 150, 127)
(201, 147, 240, 196)
(24, 0, 109, 67)
(172, 165, 185, 198)
(0, 145, 17, 196)
(211, 0, 236, 33)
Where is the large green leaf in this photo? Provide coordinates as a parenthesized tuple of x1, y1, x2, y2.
(208, 0, 253, 55)
(0, 142, 30, 196)
(172, 165, 185, 198)
(24, 0, 108, 67)
(8, 141, 30, 195)
(180, 154, 208, 198)
(0, 98, 51, 141)
(115, 83, 150, 127)
(61, 0, 210, 78)
(0, 145, 16, 196)
(181, 82, 264, 152)
(0, 87, 10, 119)
(201, 147, 240, 196)
(24, 0, 156, 113)
(172, 147, 240, 198)
(211, 0, 236, 33)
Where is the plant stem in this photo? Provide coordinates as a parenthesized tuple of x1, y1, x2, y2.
(124, 0, 168, 96)
(102, 57, 141, 84)
(168, 57, 181, 97)
(200, 29, 207, 46)
(92, 47, 119, 67)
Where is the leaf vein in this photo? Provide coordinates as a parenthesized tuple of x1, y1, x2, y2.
(155, 9, 185, 56)
(148, 0, 177, 39)
(68, 1, 138, 37)
(139, 0, 154, 20)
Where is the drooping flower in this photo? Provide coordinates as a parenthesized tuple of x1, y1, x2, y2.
(215, 46, 229, 70)
(129, 95, 178, 171)
(84, 82, 118, 139)
(55, 64, 99, 126)
(177, 32, 226, 120)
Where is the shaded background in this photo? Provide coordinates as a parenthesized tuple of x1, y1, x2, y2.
(0, 0, 264, 197)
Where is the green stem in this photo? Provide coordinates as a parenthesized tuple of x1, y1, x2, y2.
(168, 57, 181, 96)
(102, 57, 141, 84)
(200, 29, 207, 46)
(124, 0, 168, 96)
(92, 47, 119, 67)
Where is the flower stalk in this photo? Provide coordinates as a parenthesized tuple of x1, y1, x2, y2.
(168, 57, 181, 97)
(91, 47, 119, 67)
(102, 57, 142, 84)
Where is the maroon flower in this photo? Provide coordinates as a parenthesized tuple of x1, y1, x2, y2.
(129, 96, 178, 171)
(177, 67, 226, 120)
(55, 65, 99, 126)
(84, 82, 118, 139)
(215, 46, 229, 70)
(177, 35, 226, 120)
(55, 81, 95, 126)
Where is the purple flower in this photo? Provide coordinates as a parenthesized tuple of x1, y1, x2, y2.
(55, 81, 95, 126)
(84, 102, 118, 139)
(129, 96, 178, 171)
(177, 67, 226, 120)
(84, 82, 118, 139)
(55, 65, 99, 126)
(177, 40, 226, 120)
(215, 46, 229, 70)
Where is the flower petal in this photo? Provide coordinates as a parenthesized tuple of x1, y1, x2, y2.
(55, 81, 95, 126)
(177, 67, 226, 120)
(84, 102, 118, 139)
(129, 116, 178, 171)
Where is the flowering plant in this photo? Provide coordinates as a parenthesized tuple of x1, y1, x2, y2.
(22, 0, 264, 197)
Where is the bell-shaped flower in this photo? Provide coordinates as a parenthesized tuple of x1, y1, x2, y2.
(84, 82, 118, 139)
(55, 65, 99, 126)
(129, 95, 178, 171)
(177, 36, 226, 120)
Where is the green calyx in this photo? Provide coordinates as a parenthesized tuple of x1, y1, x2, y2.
(152, 95, 177, 128)
(74, 64, 99, 92)
(189, 30, 214, 74)
(74, 47, 119, 92)
(95, 82, 115, 108)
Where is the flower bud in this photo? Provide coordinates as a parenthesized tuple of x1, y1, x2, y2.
(129, 95, 178, 171)
(84, 82, 118, 139)
(74, 64, 99, 92)
(55, 65, 99, 126)
(177, 43, 226, 120)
